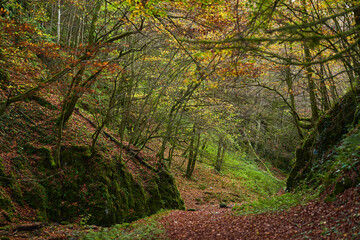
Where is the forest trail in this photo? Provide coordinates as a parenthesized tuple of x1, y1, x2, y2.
(2, 187, 358, 239)
(160, 186, 360, 240)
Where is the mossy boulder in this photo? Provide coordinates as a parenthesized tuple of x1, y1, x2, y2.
(22, 180, 48, 221)
(41, 146, 184, 225)
(0, 158, 15, 222)
(0, 157, 23, 206)
(24, 144, 55, 169)
(146, 178, 164, 213)
(0, 188, 14, 213)
(287, 87, 360, 192)
(0, 157, 8, 186)
(155, 169, 184, 210)
(1, 141, 184, 225)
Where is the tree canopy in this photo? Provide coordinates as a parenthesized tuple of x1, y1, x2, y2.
(0, 0, 358, 174)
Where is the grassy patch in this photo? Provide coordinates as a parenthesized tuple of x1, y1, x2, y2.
(81, 210, 169, 240)
(233, 190, 316, 215)
(203, 141, 284, 198)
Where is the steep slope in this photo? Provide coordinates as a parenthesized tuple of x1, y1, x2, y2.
(287, 87, 360, 195)
(0, 93, 184, 226)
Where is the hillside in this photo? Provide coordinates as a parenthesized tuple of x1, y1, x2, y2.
(0, 94, 184, 226)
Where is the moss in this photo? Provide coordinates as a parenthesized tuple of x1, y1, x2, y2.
(9, 177, 23, 206)
(40, 135, 56, 145)
(287, 87, 360, 192)
(155, 170, 185, 210)
(0, 157, 10, 186)
(114, 164, 148, 221)
(22, 181, 48, 220)
(287, 135, 316, 190)
(25, 144, 56, 169)
(39, 147, 56, 169)
(1, 158, 23, 206)
(11, 156, 27, 170)
(333, 178, 351, 196)
(45, 146, 151, 225)
(0, 188, 14, 213)
(30, 95, 57, 110)
(3, 144, 184, 226)
(146, 178, 164, 213)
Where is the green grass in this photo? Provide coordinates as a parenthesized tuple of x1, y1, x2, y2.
(203, 141, 285, 198)
(233, 190, 317, 215)
(81, 210, 168, 240)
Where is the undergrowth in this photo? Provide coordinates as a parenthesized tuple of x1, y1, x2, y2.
(233, 190, 317, 215)
(323, 125, 360, 179)
(236, 125, 360, 216)
(81, 210, 169, 240)
(302, 124, 360, 196)
(204, 141, 284, 198)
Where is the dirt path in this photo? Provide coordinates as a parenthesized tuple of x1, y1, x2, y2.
(160, 187, 360, 239)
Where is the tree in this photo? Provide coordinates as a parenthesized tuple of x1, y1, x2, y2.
(185, 122, 201, 178)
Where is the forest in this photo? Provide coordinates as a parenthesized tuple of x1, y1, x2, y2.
(0, 0, 359, 239)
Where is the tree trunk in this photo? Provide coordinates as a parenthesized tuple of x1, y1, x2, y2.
(57, 0, 61, 43)
(325, 63, 339, 102)
(67, 8, 76, 46)
(59, 93, 81, 126)
(185, 133, 195, 178)
(301, 0, 318, 124)
(319, 63, 330, 111)
(215, 136, 225, 172)
(284, 63, 304, 139)
(186, 124, 200, 178)
(303, 44, 319, 125)
(91, 88, 117, 157)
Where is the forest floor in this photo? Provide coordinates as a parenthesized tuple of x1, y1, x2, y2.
(159, 157, 360, 239)
(1, 158, 359, 239)
(160, 186, 360, 239)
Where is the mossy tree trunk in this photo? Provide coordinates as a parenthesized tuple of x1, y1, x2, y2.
(301, 0, 318, 125)
(303, 44, 319, 125)
(284, 62, 304, 139)
(185, 123, 200, 178)
(215, 135, 226, 172)
(319, 62, 330, 111)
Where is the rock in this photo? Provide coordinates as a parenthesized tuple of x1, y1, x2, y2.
(219, 203, 227, 208)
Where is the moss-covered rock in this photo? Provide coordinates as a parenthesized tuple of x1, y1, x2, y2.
(2, 134, 184, 225)
(287, 87, 360, 192)
(41, 146, 184, 226)
(0, 171, 15, 222)
(146, 177, 164, 213)
(0, 157, 23, 207)
(155, 169, 184, 210)
(22, 180, 48, 221)
(24, 144, 55, 169)
(0, 188, 14, 213)
(0, 157, 8, 186)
